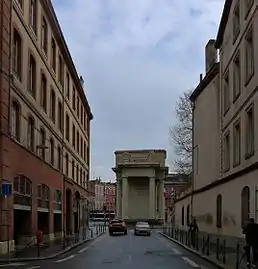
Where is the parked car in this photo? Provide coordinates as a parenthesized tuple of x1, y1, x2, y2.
(108, 219, 127, 235)
(134, 221, 151, 236)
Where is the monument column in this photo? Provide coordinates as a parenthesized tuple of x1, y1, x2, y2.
(122, 177, 128, 220)
(116, 179, 121, 218)
(159, 180, 165, 222)
(149, 177, 155, 219)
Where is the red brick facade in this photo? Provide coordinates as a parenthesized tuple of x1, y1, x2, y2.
(0, 0, 12, 243)
(0, 1, 91, 248)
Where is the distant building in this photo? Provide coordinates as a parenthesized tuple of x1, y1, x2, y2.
(164, 173, 191, 225)
(104, 182, 116, 212)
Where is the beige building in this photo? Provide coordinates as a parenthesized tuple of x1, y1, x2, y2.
(113, 149, 168, 224)
(174, 0, 258, 239)
(0, 0, 92, 253)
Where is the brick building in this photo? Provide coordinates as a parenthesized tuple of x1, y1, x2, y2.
(0, 0, 93, 254)
(104, 182, 116, 213)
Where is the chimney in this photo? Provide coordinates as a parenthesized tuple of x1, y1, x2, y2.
(79, 76, 84, 88)
(205, 39, 217, 74)
(200, 74, 203, 82)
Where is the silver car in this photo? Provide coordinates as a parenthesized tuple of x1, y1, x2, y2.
(134, 221, 151, 236)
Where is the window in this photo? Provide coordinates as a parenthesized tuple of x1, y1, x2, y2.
(12, 29, 22, 80)
(181, 206, 184, 226)
(65, 113, 70, 141)
(50, 89, 56, 122)
(58, 55, 64, 85)
(29, 0, 37, 34)
(28, 54, 36, 97)
(81, 105, 83, 124)
(76, 164, 79, 182)
(65, 153, 69, 176)
(245, 0, 254, 16)
(27, 116, 35, 151)
(16, 0, 23, 9)
(58, 101, 62, 130)
(39, 128, 46, 160)
(57, 146, 61, 170)
(49, 138, 54, 165)
(233, 3, 240, 42)
(51, 38, 56, 71)
(11, 101, 20, 141)
(83, 111, 86, 128)
(223, 72, 230, 114)
(80, 137, 83, 157)
(40, 73, 47, 111)
(216, 194, 222, 228)
(83, 171, 85, 188)
(72, 87, 76, 110)
(72, 124, 75, 147)
(76, 131, 79, 153)
(246, 105, 254, 157)
(72, 159, 75, 179)
(223, 132, 230, 172)
(245, 27, 254, 81)
(83, 142, 86, 161)
(233, 53, 241, 100)
(66, 73, 70, 99)
(77, 96, 80, 117)
(80, 168, 82, 185)
(41, 16, 48, 55)
(233, 121, 241, 166)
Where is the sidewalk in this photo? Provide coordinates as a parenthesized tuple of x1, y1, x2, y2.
(160, 227, 245, 269)
(0, 225, 106, 262)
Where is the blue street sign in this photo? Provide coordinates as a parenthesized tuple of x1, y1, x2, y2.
(1, 182, 12, 196)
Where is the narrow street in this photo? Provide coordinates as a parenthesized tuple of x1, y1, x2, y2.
(1, 230, 219, 269)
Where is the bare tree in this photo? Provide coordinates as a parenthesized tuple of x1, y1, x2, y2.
(169, 89, 193, 175)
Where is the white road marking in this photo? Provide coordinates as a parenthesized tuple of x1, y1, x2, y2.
(182, 256, 200, 268)
(54, 254, 76, 263)
(172, 248, 182, 255)
(0, 263, 25, 267)
(78, 246, 90, 253)
(128, 254, 132, 263)
(26, 266, 40, 269)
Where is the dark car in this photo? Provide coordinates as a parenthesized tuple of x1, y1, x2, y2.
(108, 219, 127, 235)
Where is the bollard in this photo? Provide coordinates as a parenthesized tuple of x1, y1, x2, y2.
(91, 229, 93, 238)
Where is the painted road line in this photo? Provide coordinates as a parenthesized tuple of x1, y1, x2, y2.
(0, 263, 26, 267)
(182, 256, 200, 268)
(54, 254, 76, 263)
(26, 266, 40, 269)
(78, 246, 90, 253)
(172, 248, 182, 255)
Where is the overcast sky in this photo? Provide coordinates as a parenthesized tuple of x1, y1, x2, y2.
(52, 0, 224, 182)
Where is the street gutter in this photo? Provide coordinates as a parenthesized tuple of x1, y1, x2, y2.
(158, 232, 226, 269)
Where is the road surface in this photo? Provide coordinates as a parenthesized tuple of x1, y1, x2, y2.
(1, 230, 218, 269)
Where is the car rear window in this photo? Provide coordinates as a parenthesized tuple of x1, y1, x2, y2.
(110, 220, 123, 224)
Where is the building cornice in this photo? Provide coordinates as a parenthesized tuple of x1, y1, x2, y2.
(215, 0, 233, 49)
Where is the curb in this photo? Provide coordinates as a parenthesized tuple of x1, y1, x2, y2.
(159, 232, 225, 269)
(0, 231, 106, 264)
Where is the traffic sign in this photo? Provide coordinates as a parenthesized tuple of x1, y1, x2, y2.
(1, 182, 12, 196)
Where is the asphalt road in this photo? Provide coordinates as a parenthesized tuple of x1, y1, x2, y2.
(0, 230, 219, 269)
